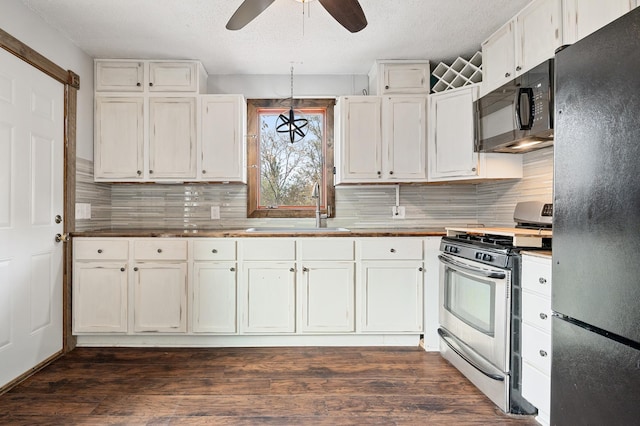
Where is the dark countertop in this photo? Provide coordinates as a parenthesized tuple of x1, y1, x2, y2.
(72, 228, 447, 238)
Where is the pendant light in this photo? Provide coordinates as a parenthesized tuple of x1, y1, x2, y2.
(276, 66, 308, 144)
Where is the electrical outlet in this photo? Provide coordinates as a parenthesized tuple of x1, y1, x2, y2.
(210, 206, 221, 220)
(392, 206, 406, 219)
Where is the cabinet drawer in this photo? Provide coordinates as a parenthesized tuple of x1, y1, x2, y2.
(75, 239, 129, 260)
(522, 256, 552, 297)
(241, 239, 295, 261)
(134, 239, 187, 260)
(298, 239, 354, 261)
(359, 238, 423, 260)
(523, 290, 551, 333)
(522, 360, 550, 415)
(522, 322, 551, 375)
(193, 240, 236, 261)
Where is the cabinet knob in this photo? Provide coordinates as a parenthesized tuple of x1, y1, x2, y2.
(377, 171, 381, 176)
(472, 167, 476, 172)
(202, 170, 207, 174)
(149, 170, 154, 174)
(385, 85, 390, 89)
(390, 248, 396, 253)
(539, 313, 548, 320)
(418, 267, 423, 272)
(134, 267, 139, 272)
(505, 72, 511, 78)
(539, 349, 548, 357)
(137, 170, 142, 176)
(157, 248, 162, 253)
(289, 268, 295, 272)
(303, 267, 309, 272)
(230, 267, 235, 272)
(516, 66, 522, 71)
(120, 267, 125, 272)
(97, 249, 103, 254)
(136, 82, 141, 87)
(149, 82, 154, 87)
(539, 277, 547, 284)
(389, 171, 394, 175)
(211, 249, 218, 253)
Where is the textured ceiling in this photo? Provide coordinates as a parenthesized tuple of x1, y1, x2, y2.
(20, 0, 531, 75)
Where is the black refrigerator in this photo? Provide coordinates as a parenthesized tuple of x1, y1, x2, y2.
(552, 7, 640, 426)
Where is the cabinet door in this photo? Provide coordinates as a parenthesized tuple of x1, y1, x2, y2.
(563, 0, 634, 44)
(299, 262, 355, 333)
(384, 96, 427, 180)
(338, 96, 382, 182)
(148, 62, 198, 92)
(428, 87, 478, 180)
(516, 0, 562, 75)
(201, 96, 246, 182)
(192, 262, 237, 333)
(94, 97, 144, 180)
(241, 262, 296, 333)
(73, 262, 128, 333)
(360, 261, 423, 332)
(133, 262, 187, 332)
(149, 97, 196, 179)
(382, 63, 430, 94)
(481, 20, 516, 95)
(95, 61, 143, 92)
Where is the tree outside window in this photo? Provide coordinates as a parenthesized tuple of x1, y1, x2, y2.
(247, 99, 335, 218)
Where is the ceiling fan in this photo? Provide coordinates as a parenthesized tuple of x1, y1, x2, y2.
(226, 0, 368, 33)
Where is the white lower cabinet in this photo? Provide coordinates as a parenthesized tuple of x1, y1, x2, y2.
(521, 253, 553, 426)
(241, 262, 296, 333)
(192, 262, 237, 333)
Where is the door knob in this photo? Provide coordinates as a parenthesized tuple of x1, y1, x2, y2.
(55, 233, 70, 243)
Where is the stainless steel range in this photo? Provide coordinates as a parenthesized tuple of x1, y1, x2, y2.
(438, 201, 552, 415)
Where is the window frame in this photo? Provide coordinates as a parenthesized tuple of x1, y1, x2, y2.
(246, 98, 335, 219)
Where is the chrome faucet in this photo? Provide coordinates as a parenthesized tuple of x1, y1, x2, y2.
(311, 182, 327, 228)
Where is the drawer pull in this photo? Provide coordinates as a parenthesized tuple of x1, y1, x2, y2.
(539, 313, 548, 320)
(120, 267, 125, 272)
(97, 249, 103, 254)
(539, 349, 548, 357)
(418, 267, 423, 272)
(390, 248, 396, 253)
(157, 248, 162, 253)
(303, 267, 309, 272)
(211, 249, 218, 253)
(230, 267, 235, 272)
(289, 268, 295, 272)
(134, 267, 139, 272)
(539, 277, 547, 284)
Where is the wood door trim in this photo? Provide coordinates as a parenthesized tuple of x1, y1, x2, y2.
(0, 28, 78, 354)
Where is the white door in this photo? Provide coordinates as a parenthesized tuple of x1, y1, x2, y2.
(384, 96, 427, 180)
(0, 48, 64, 388)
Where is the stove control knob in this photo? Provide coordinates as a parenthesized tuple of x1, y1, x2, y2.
(482, 253, 493, 262)
(450, 246, 458, 254)
(475, 252, 483, 260)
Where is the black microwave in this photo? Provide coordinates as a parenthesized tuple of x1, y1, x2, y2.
(475, 59, 554, 153)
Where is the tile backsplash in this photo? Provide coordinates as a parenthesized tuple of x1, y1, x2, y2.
(76, 147, 553, 230)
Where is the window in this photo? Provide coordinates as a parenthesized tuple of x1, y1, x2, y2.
(247, 99, 335, 218)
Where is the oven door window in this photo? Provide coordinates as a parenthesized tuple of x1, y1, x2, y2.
(444, 268, 495, 336)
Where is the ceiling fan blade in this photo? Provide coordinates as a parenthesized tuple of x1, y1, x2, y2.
(226, 0, 276, 30)
(318, 0, 367, 33)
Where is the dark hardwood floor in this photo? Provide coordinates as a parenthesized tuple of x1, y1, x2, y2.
(1, 346, 538, 425)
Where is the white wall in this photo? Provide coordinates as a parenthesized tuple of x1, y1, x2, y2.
(208, 74, 369, 98)
(1, 0, 94, 160)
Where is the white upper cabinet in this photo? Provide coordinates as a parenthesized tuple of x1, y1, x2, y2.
(200, 95, 247, 182)
(336, 95, 427, 183)
(94, 96, 144, 180)
(563, 0, 635, 44)
(95, 61, 144, 92)
(482, 0, 562, 96)
(148, 97, 197, 179)
(368, 61, 430, 95)
(428, 86, 478, 180)
(148, 62, 199, 92)
(515, 0, 563, 74)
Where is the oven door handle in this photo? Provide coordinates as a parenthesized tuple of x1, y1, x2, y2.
(438, 254, 506, 279)
(438, 328, 505, 381)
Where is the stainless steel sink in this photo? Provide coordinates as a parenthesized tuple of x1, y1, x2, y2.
(245, 227, 350, 233)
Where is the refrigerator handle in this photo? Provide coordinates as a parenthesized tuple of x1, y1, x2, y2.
(515, 87, 534, 130)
